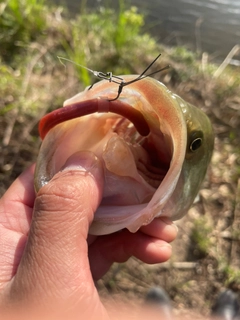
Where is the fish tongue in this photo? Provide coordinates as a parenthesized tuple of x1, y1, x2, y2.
(100, 134, 156, 209)
(102, 134, 147, 181)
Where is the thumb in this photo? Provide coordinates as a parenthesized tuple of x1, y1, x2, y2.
(8, 151, 104, 314)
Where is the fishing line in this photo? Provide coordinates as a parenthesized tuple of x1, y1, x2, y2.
(57, 54, 170, 101)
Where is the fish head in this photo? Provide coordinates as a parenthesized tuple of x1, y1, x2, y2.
(34, 76, 214, 235)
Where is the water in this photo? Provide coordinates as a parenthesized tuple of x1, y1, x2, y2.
(134, 0, 240, 62)
(54, 0, 240, 62)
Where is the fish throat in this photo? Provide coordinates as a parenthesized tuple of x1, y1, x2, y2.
(112, 116, 170, 188)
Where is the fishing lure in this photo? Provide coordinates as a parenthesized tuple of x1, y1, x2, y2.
(39, 54, 170, 139)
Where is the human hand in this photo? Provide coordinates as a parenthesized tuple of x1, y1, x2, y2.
(0, 151, 178, 318)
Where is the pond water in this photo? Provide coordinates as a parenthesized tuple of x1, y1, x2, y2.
(54, 0, 240, 63)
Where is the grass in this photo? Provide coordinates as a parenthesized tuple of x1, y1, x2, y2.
(0, 0, 48, 64)
(190, 216, 214, 257)
(0, 0, 160, 117)
(0, 0, 162, 106)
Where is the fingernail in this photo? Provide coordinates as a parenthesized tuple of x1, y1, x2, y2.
(151, 241, 172, 258)
(161, 217, 178, 233)
(154, 241, 172, 249)
(171, 223, 178, 233)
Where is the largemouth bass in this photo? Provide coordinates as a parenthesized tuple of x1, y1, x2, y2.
(34, 74, 214, 235)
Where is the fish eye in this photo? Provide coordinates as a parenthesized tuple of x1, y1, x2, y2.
(189, 131, 203, 152)
(190, 138, 202, 151)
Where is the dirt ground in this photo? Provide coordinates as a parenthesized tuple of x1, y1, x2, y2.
(0, 57, 239, 317)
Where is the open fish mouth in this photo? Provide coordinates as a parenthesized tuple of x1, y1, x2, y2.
(39, 96, 172, 191)
(35, 76, 212, 235)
